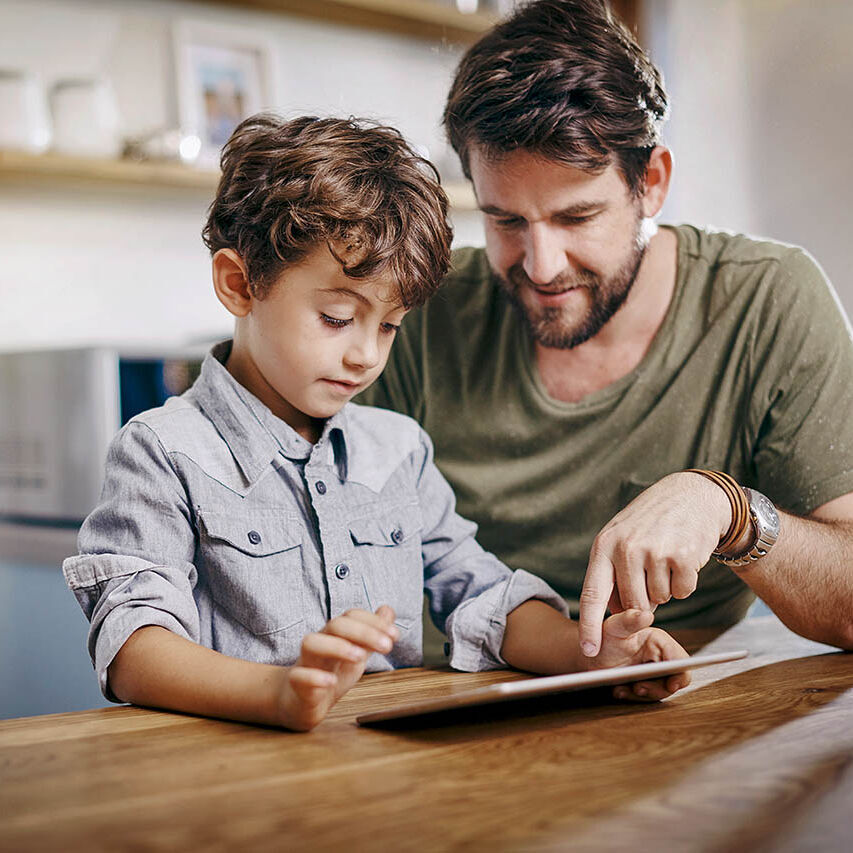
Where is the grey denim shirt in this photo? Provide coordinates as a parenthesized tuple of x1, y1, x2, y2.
(63, 342, 567, 700)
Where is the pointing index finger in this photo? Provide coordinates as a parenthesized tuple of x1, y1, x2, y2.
(579, 550, 615, 656)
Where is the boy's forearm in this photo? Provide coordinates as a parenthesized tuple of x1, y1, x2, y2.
(500, 599, 585, 674)
(108, 626, 287, 727)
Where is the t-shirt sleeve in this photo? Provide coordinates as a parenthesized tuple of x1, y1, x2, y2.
(749, 248, 853, 514)
(61, 421, 200, 701)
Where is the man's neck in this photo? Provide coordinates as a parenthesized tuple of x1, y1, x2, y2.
(535, 226, 678, 403)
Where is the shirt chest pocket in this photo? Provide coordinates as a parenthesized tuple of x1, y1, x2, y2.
(198, 509, 304, 636)
(348, 506, 423, 629)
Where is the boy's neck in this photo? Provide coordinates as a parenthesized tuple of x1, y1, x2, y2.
(224, 340, 325, 444)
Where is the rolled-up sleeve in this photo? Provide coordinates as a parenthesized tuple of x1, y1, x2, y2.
(413, 429, 569, 672)
(62, 421, 199, 701)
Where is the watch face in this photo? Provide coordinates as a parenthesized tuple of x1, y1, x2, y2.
(746, 489, 781, 538)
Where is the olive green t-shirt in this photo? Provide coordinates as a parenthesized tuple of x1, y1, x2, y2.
(359, 224, 853, 630)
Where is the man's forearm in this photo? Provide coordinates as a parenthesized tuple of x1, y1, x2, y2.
(733, 513, 853, 649)
(109, 626, 287, 726)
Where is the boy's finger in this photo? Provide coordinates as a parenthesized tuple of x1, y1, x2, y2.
(337, 607, 398, 639)
(301, 631, 369, 665)
(323, 613, 396, 653)
(603, 608, 654, 640)
(665, 670, 692, 693)
(374, 604, 396, 626)
(613, 678, 669, 702)
(289, 665, 337, 691)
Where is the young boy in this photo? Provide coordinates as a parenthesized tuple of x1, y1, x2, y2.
(63, 114, 690, 731)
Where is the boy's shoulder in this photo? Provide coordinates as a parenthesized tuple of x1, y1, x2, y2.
(344, 402, 424, 455)
(343, 403, 430, 490)
(118, 393, 253, 492)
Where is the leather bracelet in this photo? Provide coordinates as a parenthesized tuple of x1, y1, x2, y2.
(684, 469, 752, 556)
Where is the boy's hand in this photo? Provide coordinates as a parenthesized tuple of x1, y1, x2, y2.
(582, 609, 691, 702)
(276, 605, 398, 731)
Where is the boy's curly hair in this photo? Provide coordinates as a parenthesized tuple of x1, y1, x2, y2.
(202, 114, 452, 307)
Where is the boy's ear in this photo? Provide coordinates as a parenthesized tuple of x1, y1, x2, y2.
(212, 249, 253, 317)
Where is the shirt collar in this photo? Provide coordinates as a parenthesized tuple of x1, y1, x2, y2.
(189, 341, 350, 485)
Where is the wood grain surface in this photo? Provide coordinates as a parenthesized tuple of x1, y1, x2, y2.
(1, 616, 850, 852)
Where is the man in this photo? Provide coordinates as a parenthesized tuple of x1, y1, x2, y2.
(359, 0, 853, 658)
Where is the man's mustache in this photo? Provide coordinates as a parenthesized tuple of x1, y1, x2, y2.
(507, 264, 598, 292)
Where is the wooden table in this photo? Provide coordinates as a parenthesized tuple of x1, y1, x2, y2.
(1, 615, 852, 852)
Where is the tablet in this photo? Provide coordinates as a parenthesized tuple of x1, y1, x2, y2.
(356, 649, 748, 726)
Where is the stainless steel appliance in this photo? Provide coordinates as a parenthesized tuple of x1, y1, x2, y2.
(0, 347, 204, 523)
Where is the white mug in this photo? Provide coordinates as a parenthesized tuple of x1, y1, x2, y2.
(0, 70, 51, 153)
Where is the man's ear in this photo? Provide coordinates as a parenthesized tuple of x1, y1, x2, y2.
(640, 146, 672, 218)
(212, 249, 253, 318)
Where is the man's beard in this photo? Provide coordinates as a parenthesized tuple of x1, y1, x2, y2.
(498, 215, 648, 350)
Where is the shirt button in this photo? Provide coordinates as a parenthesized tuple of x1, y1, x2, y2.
(334, 563, 350, 580)
(247, 530, 261, 545)
(391, 528, 404, 545)
(315, 481, 327, 495)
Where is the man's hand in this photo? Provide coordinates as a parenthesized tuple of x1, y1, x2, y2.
(584, 608, 691, 701)
(578, 472, 731, 657)
(276, 605, 398, 731)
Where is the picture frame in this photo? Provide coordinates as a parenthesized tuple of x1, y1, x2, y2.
(173, 20, 278, 167)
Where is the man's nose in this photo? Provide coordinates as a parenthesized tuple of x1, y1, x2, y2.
(522, 224, 569, 286)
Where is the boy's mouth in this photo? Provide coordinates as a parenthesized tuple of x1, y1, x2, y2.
(321, 378, 362, 395)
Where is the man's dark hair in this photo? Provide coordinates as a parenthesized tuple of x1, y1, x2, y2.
(203, 114, 452, 307)
(443, 0, 669, 196)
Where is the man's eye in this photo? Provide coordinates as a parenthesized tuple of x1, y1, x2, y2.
(321, 313, 352, 328)
(494, 217, 523, 229)
(558, 214, 594, 226)
(380, 322, 400, 334)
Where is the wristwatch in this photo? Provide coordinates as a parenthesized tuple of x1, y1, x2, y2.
(715, 487, 781, 568)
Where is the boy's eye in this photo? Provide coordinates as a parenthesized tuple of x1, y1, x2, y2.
(321, 313, 352, 328)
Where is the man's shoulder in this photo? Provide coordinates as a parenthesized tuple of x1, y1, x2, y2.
(676, 224, 834, 307)
(433, 246, 500, 311)
(678, 224, 819, 278)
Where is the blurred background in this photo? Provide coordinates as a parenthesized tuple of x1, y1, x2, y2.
(1, 0, 850, 719)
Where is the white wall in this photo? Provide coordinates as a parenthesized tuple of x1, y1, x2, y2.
(646, 0, 853, 313)
(0, 0, 482, 352)
(4, 0, 852, 353)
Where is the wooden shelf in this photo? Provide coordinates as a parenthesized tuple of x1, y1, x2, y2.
(0, 149, 477, 209)
(0, 150, 217, 191)
(197, 0, 500, 44)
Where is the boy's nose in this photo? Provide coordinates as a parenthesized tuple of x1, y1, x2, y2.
(345, 334, 381, 371)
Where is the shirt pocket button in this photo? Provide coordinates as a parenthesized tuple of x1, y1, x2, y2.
(247, 530, 262, 545)
(390, 528, 404, 545)
(334, 563, 350, 580)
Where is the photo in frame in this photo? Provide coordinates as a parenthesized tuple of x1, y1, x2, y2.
(173, 20, 278, 167)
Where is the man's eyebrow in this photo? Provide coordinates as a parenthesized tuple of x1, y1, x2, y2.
(479, 201, 606, 218)
(317, 287, 371, 306)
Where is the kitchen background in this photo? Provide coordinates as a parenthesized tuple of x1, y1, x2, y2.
(1, 0, 851, 719)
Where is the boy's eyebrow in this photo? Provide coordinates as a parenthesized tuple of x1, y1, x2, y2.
(479, 201, 606, 219)
(318, 287, 372, 306)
